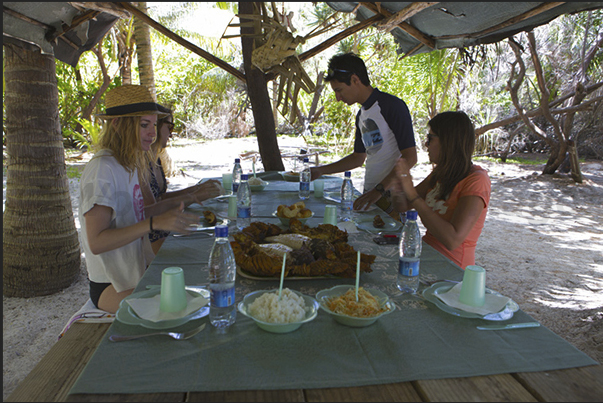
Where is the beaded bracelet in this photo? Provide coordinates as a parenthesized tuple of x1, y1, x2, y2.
(149, 216, 154, 232)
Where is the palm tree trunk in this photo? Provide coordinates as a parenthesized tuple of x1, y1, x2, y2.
(134, 1, 156, 100)
(3, 44, 81, 297)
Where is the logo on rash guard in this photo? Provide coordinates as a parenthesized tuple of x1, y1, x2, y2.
(133, 184, 145, 221)
(361, 118, 383, 154)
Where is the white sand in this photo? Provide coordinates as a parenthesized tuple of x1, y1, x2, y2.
(3, 137, 602, 399)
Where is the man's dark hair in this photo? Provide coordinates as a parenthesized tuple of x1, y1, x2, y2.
(325, 52, 371, 86)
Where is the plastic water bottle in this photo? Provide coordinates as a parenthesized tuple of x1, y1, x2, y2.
(236, 173, 251, 231)
(208, 225, 236, 331)
(397, 210, 422, 294)
(299, 157, 311, 200)
(232, 158, 242, 193)
(340, 171, 353, 221)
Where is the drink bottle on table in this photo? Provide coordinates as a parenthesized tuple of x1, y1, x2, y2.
(208, 225, 236, 330)
(397, 210, 422, 294)
(340, 171, 353, 221)
(299, 157, 311, 200)
(232, 158, 242, 193)
(236, 173, 251, 231)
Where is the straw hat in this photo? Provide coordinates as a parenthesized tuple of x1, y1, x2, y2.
(96, 85, 169, 119)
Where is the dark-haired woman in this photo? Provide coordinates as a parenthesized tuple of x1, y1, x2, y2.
(139, 105, 221, 254)
(393, 111, 491, 269)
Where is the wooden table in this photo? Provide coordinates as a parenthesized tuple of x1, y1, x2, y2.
(8, 176, 602, 402)
(7, 320, 602, 402)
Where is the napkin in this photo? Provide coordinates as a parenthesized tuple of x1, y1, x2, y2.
(127, 292, 209, 322)
(435, 282, 511, 315)
(337, 221, 358, 233)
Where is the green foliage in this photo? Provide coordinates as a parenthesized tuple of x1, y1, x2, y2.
(66, 165, 82, 179)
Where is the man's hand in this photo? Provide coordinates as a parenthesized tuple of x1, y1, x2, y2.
(353, 189, 381, 211)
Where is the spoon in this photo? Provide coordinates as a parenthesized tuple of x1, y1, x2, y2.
(109, 323, 205, 342)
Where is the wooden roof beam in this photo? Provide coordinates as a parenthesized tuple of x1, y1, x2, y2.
(3, 6, 79, 49)
(376, 2, 439, 33)
(69, 2, 131, 19)
(437, 2, 566, 39)
(116, 2, 246, 83)
(46, 9, 101, 43)
(360, 2, 436, 49)
(298, 14, 383, 63)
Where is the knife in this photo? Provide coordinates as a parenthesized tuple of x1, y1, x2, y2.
(477, 322, 540, 330)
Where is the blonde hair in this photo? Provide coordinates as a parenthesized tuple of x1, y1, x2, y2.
(97, 116, 153, 183)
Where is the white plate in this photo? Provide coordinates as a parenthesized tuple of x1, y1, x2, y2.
(354, 205, 378, 213)
(422, 282, 519, 321)
(356, 219, 401, 233)
(116, 288, 209, 329)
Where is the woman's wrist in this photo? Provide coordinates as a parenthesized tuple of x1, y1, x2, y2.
(408, 194, 421, 205)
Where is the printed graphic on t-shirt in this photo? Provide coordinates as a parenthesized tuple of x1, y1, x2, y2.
(133, 184, 145, 222)
(360, 118, 383, 154)
(426, 183, 448, 214)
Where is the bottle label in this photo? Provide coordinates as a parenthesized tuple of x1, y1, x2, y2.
(237, 206, 251, 218)
(211, 286, 235, 308)
(300, 182, 310, 192)
(399, 258, 420, 277)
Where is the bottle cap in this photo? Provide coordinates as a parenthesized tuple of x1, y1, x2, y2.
(241, 174, 248, 181)
(344, 171, 351, 178)
(235, 158, 240, 163)
(303, 157, 309, 163)
(214, 225, 228, 238)
(406, 210, 418, 220)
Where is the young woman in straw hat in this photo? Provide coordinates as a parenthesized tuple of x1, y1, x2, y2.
(79, 85, 199, 313)
(140, 104, 222, 254)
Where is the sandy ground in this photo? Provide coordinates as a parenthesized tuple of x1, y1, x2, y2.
(3, 136, 603, 400)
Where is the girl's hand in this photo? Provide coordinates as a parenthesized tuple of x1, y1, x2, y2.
(395, 158, 417, 198)
(191, 180, 222, 204)
(154, 202, 199, 234)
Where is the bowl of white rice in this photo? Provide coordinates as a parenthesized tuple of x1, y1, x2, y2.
(238, 288, 319, 333)
(247, 176, 268, 192)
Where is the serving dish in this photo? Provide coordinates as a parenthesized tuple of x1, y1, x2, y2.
(316, 285, 395, 327)
(422, 282, 519, 321)
(238, 289, 319, 333)
(272, 211, 314, 226)
(280, 171, 300, 182)
(116, 288, 209, 329)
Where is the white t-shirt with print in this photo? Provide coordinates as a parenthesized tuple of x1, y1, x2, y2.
(79, 149, 154, 293)
(354, 88, 415, 191)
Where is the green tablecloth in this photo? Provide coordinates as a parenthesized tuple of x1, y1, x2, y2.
(70, 175, 597, 395)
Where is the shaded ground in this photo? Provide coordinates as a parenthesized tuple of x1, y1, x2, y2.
(3, 137, 602, 400)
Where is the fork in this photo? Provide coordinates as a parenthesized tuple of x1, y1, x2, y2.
(109, 323, 205, 342)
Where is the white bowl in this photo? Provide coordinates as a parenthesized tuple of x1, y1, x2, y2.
(316, 285, 395, 327)
(238, 289, 319, 333)
(249, 181, 268, 192)
(272, 211, 314, 227)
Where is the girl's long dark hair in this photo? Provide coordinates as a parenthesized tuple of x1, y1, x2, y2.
(428, 111, 475, 200)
